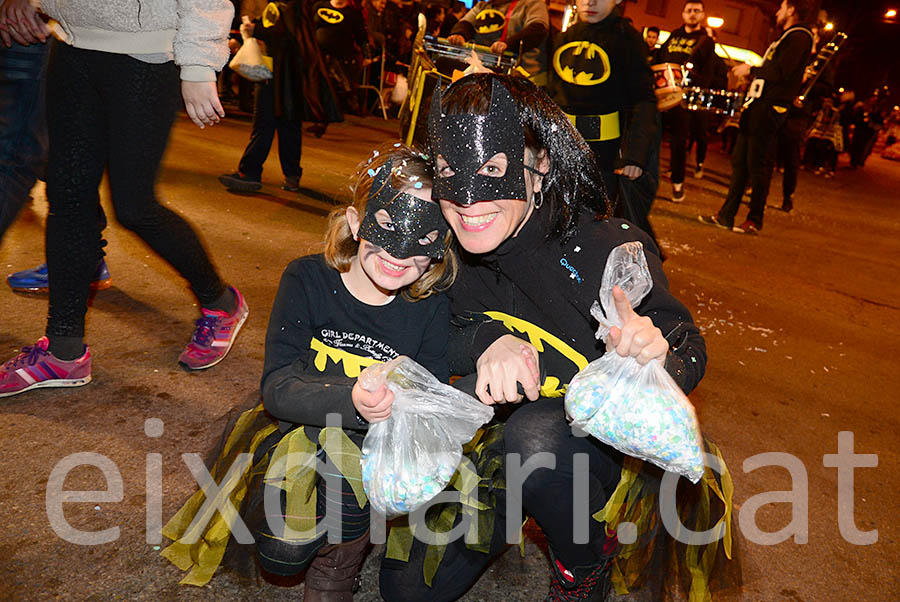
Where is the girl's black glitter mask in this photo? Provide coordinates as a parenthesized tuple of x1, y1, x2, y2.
(359, 158, 448, 259)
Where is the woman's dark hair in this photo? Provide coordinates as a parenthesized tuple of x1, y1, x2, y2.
(430, 73, 610, 243)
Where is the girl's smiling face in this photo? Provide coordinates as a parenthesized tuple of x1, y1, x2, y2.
(344, 186, 438, 304)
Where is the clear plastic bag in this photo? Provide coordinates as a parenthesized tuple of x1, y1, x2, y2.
(565, 242, 706, 483)
(228, 17, 273, 82)
(360, 357, 495, 517)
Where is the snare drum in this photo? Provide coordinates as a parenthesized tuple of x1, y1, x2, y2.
(651, 63, 685, 111)
(681, 87, 744, 116)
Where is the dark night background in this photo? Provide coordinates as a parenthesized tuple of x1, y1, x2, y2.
(817, 0, 899, 105)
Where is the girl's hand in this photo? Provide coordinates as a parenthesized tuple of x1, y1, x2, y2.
(181, 81, 225, 129)
(352, 380, 394, 423)
(606, 285, 669, 365)
(475, 335, 540, 405)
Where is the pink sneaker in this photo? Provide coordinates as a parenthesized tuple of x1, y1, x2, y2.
(0, 337, 92, 398)
(178, 287, 248, 370)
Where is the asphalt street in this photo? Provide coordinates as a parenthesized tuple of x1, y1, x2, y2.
(0, 111, 897, 601)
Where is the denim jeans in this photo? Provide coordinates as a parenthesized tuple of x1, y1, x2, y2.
(0, 41, 50, 240)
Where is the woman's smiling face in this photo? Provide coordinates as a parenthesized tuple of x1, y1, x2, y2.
(436, 149, 547, 255)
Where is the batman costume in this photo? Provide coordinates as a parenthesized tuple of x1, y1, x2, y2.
(380, 77, 734, 602)
(450, 0, 549, 79)
(545, 11, 661, 243)
(161, 170, 450, 595)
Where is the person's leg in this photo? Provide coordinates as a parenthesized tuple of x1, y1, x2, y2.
(715, 129, 750, 228)
(274, 116, 302, 184)
(256, 444, 369, 577)
(101, 54, 229, 309)
(504, 399, 621, 571)
(692, 111, 709, 172)
(0, 41, 49, 242)
(45, 44, 108, 355)
(827, 143, 838, 173)
(668, 108, 689, 192)
(781, 117, 803, 209)
(237, 81, 277, 181)
(745, 111, 782, 228)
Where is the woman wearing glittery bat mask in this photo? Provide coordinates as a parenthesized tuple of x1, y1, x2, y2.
(379, 74, 733, 601)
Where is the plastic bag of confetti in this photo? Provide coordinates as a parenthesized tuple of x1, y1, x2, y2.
(360, 357, 494, 517)
(565, 242, 705, 483)
(228, 17, 273, 82)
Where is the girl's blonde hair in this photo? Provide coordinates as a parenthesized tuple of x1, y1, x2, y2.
(324, 144, 457, 300)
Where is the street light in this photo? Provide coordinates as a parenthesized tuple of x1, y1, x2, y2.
(886, 9, 898, 18)
(824, 22, 834, 31)
(707, 16, 724, 28)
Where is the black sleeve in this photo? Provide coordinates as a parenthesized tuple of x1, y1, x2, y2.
(690, 35, 716, 86)
(505, 21, 548, 53)
(618, 26, 659, 169)
(633, 233, 707, 394)
(755, 30, 812, 85)
(585, 225, 707, 393)
(253, 18, 272, 45)
(261, 262, 365, 430)
(413, 295, 451, 384)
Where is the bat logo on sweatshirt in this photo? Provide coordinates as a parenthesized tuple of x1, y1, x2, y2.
(317, 7, 345, 24)
(553, 41, 611, 86)
(310, 337, 379, 377)
(475, 8, 506, 34)
(483, 311, 589, 397)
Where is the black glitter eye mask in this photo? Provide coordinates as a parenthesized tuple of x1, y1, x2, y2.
(358, 158, 449, 259)
(429, 78, 543, 206)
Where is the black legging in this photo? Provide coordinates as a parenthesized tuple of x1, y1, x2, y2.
(255, 446, 370, 576)
(44, 43, 225, 339)
(380, 398, 623, 601)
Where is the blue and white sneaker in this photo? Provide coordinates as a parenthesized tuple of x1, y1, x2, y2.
(7, 260, 112, 293)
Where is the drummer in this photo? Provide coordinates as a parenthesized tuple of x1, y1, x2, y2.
(445, 0, 549, 82)
(545, 0, 662, 246)
(654, 0, 717, 199)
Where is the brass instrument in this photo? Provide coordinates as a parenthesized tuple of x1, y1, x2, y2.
(795, 32, 847, 108)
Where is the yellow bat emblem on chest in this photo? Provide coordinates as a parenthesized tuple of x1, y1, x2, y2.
(553, 41, 612, 86)
(483, 311, 589, 397)
(310, 337, 379, 377)
(475, 8, 506, 34)
(317, 7, 344, 24)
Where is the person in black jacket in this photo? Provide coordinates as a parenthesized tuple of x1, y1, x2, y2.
(654, 0, 716, 200)
(700, 0, 814, 234)
(380, 74, 711, 602)
(545, 0, 662, 247)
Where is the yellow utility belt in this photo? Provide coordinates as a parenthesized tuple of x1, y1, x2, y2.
(565, 111, 620, 142)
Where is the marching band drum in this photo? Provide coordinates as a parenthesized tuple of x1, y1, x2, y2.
(651, 61, 743, 117)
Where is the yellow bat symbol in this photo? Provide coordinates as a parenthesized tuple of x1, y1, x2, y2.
(475, 8, 506, 34)
(317, 7, 344, 24)
(553, 41, 612, 86)
(483, 311, 589, 397)
(310, 337, 379, 377)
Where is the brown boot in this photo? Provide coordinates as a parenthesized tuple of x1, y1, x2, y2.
(303, 531, 370, 602)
